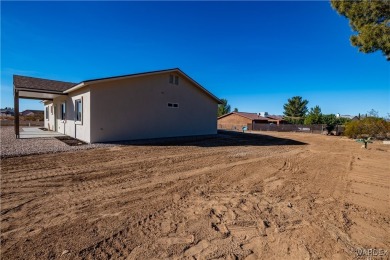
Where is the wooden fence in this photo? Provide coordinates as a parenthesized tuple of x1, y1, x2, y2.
(218, 123, 345, 135)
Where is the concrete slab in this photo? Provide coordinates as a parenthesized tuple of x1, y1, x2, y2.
(20, 127, 66, 139)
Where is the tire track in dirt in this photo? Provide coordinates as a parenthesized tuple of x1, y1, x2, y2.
(2, 132, 389, 259)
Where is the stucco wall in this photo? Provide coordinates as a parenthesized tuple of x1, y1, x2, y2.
(43, 88, 91, 143)
(89, 72, 218, 142)
(44, 102, 54, 130)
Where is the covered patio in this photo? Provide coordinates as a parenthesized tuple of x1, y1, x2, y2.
(13, 75, 76, 138)
(19, 127, 66, 139)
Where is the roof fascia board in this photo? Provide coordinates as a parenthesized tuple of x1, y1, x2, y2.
(14, 87, 67, 95)
(63, 83, 85, 93)
(19, 96, 54, 101)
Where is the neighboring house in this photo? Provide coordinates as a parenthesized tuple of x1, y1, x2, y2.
(218, 112, 270, 130)
(336, 114, 354, 119)
(13, 68, 222, 143)
(0, 107, 15, 117)
(21, 109, 44, 116)
(266, 115, 285, 125)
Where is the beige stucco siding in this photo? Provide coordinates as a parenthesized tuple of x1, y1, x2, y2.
(44, 102, 55, 130)
(44, 88, 91, 143)
(90, 72, 218, 143)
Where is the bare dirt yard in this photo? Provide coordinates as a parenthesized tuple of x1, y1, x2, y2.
(1, 131, 389, 259)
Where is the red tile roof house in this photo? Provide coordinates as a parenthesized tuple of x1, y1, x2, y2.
(265, 115, 285, 125)
(217, 112, 270, 131)
(217, 112, 286, 131)
(13, 68, 222, 143)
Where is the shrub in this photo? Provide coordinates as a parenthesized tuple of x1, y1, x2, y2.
(344, 117, 390, 139)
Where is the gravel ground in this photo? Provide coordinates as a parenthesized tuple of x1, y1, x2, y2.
(0, 126, 114, 158)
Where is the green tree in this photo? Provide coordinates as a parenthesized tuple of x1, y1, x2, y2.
(322, 114, 339, 126)
(344, 117, 390, 139)
(218, 99, 231, 117)
(234, 108, 239, 112)
(304, 105, 322, 125)
(331, 0, 390, 60)
(283, 96, 309, 124)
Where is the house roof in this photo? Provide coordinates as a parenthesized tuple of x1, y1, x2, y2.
(218, 112, 269, 121)
(13, 75, 77, 93)
(14, 68, 222, 104)
(266, 115, 284, 120)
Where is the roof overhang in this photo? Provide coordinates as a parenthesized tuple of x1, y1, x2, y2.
(16, 88, 67, 100)
(63, 82, 85, 93)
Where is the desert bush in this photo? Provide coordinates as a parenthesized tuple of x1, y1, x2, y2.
(344, 117, 390, 139)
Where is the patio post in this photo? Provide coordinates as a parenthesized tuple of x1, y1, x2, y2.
(14, 89, 20, 138)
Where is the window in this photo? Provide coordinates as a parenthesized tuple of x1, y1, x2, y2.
(169, 75, 179, 85)
(60, 103, 66, 120)
(45, 106, 49, 120)
(75, 99, 82, 122)
(168, 103, 179, 108)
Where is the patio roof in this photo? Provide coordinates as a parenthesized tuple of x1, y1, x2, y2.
(13, 75, 76, 100)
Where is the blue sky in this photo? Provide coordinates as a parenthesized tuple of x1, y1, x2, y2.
(1, 1, 389, 117)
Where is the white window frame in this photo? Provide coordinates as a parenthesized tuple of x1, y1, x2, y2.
(60, 102, 66, 121)
(45, 106, 49, 120)
(75, 98, 83, 124)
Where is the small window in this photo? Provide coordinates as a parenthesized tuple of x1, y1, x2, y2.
(168, 103, 179, 108)
(60, 103, 66, 120)
(45, 106, 49, 120)
(75, 99, 82, 122)
(169, 74, 179, 85)
(50, 105, 53, 115)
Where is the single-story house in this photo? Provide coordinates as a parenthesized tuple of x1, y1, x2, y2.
(218, 112, 270, 130)
(13, 68, 222, 143)
(218, 112, 286, 130)
(0, 107, 14, 117)
(265, 115, 285, 125)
